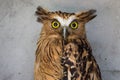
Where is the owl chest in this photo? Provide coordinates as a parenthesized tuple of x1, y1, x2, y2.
(39, 39, 63, 64)
(61, 39, 101, 80)
(35, 39, 64, 80)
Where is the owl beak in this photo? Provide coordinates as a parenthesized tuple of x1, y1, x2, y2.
(63, 27, 67, 39)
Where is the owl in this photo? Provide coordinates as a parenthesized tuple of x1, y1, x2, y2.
(34, 6, 102, 80)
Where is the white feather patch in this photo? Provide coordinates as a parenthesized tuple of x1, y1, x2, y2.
(54, 16, 76, 27)
(68, 69, 71, 80)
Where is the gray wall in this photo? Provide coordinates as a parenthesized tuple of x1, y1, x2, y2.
(0, 0, 120, 80)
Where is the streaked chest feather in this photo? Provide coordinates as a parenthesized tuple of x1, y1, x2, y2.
(61, 39, 102, 80)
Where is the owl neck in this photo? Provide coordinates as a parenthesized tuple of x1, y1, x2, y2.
(67, 34, 87, 41)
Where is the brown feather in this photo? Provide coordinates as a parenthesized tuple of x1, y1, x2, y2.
(76, 9, 97, 22)
(34, 33, 63, 80)
(62, 38, 102, 80)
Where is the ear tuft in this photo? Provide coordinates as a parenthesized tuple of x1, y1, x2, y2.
(76, 9, 97, 22)
(88, 9, 96, 15)
(36, 6, 48, 15)
(35, 6, 49, 23)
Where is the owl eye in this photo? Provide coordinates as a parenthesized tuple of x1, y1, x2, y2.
(51, 20, 60, 29)
(69, 21, 78, 29)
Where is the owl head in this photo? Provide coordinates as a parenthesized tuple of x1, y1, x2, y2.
(35, 6, 96, 40)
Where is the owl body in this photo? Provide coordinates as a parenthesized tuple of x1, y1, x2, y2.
(34, 6, 102, 80)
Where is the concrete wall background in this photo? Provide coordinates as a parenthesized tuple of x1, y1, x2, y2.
(0, 0, 120, 80)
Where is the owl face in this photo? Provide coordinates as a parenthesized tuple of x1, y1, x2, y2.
(36, 6, 96, 40)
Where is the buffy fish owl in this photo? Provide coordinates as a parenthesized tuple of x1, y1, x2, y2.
(34, 6, 102, 80)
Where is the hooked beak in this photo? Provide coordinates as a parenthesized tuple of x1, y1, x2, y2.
(63, 27, 67, 40)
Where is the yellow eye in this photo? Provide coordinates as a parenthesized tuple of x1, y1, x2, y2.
(51, 20, 60, 29)
(70, 21, 78, 29)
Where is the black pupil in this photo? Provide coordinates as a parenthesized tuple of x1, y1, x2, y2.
(72, 23, 76, 27)
(54, 22, 58, 26)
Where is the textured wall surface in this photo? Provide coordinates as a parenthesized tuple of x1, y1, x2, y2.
(0, 0, 120, 80)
